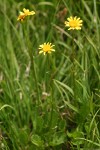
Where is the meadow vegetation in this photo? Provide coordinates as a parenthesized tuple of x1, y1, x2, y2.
(0, 0, 100, 149)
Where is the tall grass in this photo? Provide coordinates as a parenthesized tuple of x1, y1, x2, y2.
(0, 0, 100, 149)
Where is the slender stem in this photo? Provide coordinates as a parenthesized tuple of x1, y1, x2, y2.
(47, 54, 55, 129)
(71, 31, 76, 100)
(23, 22, 40, 106)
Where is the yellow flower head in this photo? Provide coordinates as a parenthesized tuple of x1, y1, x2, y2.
(23, 8, 35, 16)
(17, 12, 26, 21)
(39, 42, 55, 55)
(17, 8, 35, 22)
(65, 16, 83, 30)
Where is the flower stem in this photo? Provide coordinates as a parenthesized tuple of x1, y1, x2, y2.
(23, 22, 40, 105)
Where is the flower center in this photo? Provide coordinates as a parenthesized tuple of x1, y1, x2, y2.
(69, 20, 78, 27)
(43, 45, 51, 52)
(20, 15, 25, 20)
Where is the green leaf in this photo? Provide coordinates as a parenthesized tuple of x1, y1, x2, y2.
(19, 130, 29, 145)
(49, 132, 66, 146)
(54, 79, 74, 95)
(67, 130, 84, 145)
(58, 119, 66, 131)
(31, 134, 44, 147)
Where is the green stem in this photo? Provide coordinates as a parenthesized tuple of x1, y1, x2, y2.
(47, 54, 55, 129)
(71, 31, 76, 99)
(23, 21, 40, 106)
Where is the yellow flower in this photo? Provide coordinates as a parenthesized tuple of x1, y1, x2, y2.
(17, 12, 26, 21)
(23, 8, 35, 16)
(39, 42, 55, 55)
(17, 8, 35, 22)
(65, 16, 83, 30)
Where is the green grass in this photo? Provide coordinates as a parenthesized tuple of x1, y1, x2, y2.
(0, 0, 100, 149)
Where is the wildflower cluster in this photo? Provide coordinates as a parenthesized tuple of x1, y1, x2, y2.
(17, 8, 83, 55)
